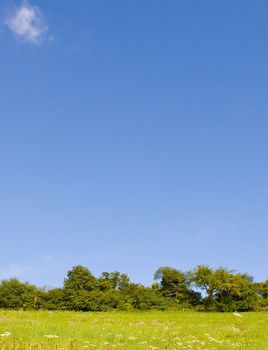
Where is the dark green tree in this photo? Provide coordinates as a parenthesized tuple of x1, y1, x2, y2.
(98, 271, 130, 291)
(0, 279, 39, 309)
(64, 266, 97, 291)
(254, 280, 268, 310)
(154, 267, 200, 308)
(191, 265, 257, 311)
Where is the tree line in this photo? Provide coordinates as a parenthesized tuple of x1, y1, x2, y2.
(0, 265, 267, 312)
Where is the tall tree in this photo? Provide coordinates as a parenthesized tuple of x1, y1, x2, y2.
(154, 266, 200, 307)
(64, 265, 96, 291)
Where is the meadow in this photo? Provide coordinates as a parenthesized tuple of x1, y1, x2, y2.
(0, 311, 267, 350)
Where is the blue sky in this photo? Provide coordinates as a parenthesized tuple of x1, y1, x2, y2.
(0, 0, 267, 287)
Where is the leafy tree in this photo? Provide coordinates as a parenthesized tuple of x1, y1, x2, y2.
(154, 267, 188, 298)
(0, 279, 39, 309)
(255, 280, 268, 309)
(256, 280, 268, 299)
(120, 283, 166, 310)
(191, 265, 257, 311)
(214, 271, 257, 311)
(0, 265, 265, 312)
(98, 271, 130, 291)
(63, 266, 98, 310)
(154, 267, 200, 308)
(39, 288, 65, 310)
(64, 266, 97, 291)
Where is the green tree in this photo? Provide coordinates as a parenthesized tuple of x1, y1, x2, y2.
(0, 279, 39, 309)
(254, 280, 268, 310)
(98, 271, 130, 291)
(154, 267, 200, 308)
(64, 265, 97, 291)
(63, 266, 97, 310)
(119, 283, 166, 310)
(39, 288, 65, 310)
(192, 265, 257, 311)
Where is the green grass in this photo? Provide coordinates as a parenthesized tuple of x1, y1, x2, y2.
(0, 310, 267, 349)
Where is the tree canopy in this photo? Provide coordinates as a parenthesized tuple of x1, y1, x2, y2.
(0, 265, 267, 312)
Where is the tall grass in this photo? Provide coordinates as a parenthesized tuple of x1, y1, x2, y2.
(0, 310, 267, 349)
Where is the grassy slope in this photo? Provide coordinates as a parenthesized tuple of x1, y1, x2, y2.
(0, 310, 267, 349)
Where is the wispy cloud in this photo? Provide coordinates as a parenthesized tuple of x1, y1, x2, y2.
(6, 1, 48, 44)
(0, 253, 105, 287)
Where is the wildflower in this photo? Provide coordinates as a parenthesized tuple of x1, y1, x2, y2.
(0, 331, 11, 337)
(231, 326, 240, 333)
(205, 334, 223, 344)
(151, 320, 159, 325)
(44, 334, 59, 339)
(128, 336, 136, 340)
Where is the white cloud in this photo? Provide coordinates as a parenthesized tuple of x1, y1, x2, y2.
(6, 2, 48, 44)
(0, 253, 105, 287)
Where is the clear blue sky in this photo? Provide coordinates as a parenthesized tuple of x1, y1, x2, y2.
(0, 0, 267, 287)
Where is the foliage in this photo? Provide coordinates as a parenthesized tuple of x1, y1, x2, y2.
(0, 265, 266, 312)
(154, 267, 201, 308)
(255, 280, 268, 309)
(191, 265, 257, 311)
(0, 279, 39, 309)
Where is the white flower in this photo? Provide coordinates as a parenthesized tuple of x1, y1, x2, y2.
(233, 312, 242, 317)
(231, 326, 240, 333)
(205, 334, 223, 344)
(127, 336, 136, 340)
(0, 331, 11, 337)
(44, 334, 59, 339)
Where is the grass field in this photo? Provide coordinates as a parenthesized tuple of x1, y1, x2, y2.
(0, 310, 267, 349)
